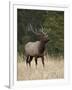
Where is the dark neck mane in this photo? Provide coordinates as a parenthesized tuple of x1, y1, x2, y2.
(39, 40, 46, 54)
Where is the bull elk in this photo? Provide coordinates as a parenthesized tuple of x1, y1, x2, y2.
(24, 24, 49, 67)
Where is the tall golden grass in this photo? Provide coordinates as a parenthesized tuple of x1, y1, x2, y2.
(17, 55, 64, 80)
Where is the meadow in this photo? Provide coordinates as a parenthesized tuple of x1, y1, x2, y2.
(17, 55, 64, 80)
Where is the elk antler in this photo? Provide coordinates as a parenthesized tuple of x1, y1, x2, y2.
(40, 25, 48, 38)
(40, 25, 47, 35)
(29, 24, 42, 36)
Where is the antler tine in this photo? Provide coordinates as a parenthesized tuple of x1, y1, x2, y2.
(41, 25, 48, 36)
(40, 25, 46, 35)
(29, 24, 41, 36)
(30, 24, 33, 31)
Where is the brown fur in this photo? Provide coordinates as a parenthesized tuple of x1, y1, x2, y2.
(25, 31, 49, 67)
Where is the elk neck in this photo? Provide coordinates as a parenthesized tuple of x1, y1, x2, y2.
(39, 40, 46, 54)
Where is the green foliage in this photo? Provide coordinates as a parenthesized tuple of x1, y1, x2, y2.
(43, 11, 64, 56)
(17, 9, 64, 56)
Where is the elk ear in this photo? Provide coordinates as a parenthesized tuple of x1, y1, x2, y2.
(36, 33, 43, 36)
(36, 32, 44, 37)
(38, 35, 44, 40)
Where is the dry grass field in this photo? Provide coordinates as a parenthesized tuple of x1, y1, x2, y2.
(17, 56, 64, 80)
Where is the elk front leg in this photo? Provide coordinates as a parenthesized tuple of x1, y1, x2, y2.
(41, 56, 44, 67)
(35, 57, 38, 66)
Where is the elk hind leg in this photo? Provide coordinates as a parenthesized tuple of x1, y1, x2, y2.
(29, 56, 33, 67)
(26, 56, 29, 65)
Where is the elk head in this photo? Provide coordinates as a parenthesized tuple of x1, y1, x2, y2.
(29, 24, 49, 43)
